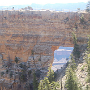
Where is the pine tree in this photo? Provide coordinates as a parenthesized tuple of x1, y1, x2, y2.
(87, 54, 90, 82)
(43, 77, 51, 90)
(72, 32, 77, 45)
(65, 67, 79, 90)
(87, 37, 90, 52)
(86, 1, 90, 12)
(33, 73, 38, 90)
(15, 56, 19, 64)
(38, 77, 51, 90)
(38, 80, 45, 90)
(38, 68, 60, 90)
(72, 33, 80, 59)
(70, 54, 77, 72)
(38, 77, 60, 90)
(47, 67, 54, 83)
(86, 37, 90, 82)
(86, 85, 89, 90)
(50, 81, 60, 90)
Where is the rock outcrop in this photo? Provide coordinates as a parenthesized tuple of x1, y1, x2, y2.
(0, 10, 89, 70)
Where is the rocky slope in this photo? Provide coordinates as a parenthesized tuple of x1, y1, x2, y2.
(0, 10, 89, 89)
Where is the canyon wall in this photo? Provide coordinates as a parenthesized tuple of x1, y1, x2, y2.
(0, 10, 90, 70)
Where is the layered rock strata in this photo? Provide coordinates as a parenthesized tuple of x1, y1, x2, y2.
(0, 10, 89, 69)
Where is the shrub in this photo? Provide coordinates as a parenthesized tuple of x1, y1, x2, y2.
(6, 69, 9, 74)
(15, 57, 19, 63)
(20, 73, 27, 82)
(1, 72, 4, 77)
(9, 71, 13, 78)
(35, 70, 41, 78)
(80, 14, 85, 24)
(28, 70, 32, 77)
(81, 66, 84, 71)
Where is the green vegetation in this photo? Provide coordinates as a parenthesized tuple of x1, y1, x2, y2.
(65, 68, 79, 90)
(75, 23, 78, 29)
(81, 66, 84, 71)
(72, 33, 80, 59)
(19, 73, 27, 83)
(38, 77, 51, 90)
(1, 72, 4, 77)
(80, 14, 85, 24)
(31, 50, 34, 55)
(6, 69, 9, 74)
(47, 67, 54, 83)
(86, 54, 90, 83)
(21, 6, 33, 10)
(87, 37, 90, 52)
(81, 36, 90, 85)
(86, 1, 90, 12)
(86, 85, 90, 90)
(35, 69, 41, 78)
(33, 73, 39, 90)
(28, 70, 32, 77)
(38, 77, 60, 90)
(70, 54, 77, 71)
(84, 37, 90, 83)
(65, 55, 80, 90)
(15, 56, 19, 64)
(38, 67, 60, 90)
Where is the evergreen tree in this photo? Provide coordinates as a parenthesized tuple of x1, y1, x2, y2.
(87, 54, 90, 82)
(73, 43, 80, 59)
(65, 67, 79, 90)
(72, 32, 77, 45)
(80, 14, 85, 24)
(38, 80, 45, 90)
(47, 67, 54, 83)
(70, 54, 77, 72)
(50, 81, 60, 90)
(43, 77, 51, 90)
(87, 37, 90, 52)
(38, 77, 60, 90)
(33, 73, 38, 90)
(86, 1, 90, 12)
(15, 56, 19, 64)
(86, 85, 89, 90)
(72, 33, 80, 59)
(85, 37, 90, 82)
(38, 77, 51, 90)
(38, 68, 60, 90)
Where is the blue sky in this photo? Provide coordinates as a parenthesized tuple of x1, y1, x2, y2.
(0, 0, 89, 6)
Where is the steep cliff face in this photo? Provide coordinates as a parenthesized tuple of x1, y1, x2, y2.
(0, 10, 89, 69)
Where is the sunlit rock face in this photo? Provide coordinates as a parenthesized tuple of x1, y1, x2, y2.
(0, 10, 89, 69)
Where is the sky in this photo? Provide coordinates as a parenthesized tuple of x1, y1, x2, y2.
(0, 0, 89, 6)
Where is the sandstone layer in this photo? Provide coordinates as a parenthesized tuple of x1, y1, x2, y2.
(0, 10, 89, 69)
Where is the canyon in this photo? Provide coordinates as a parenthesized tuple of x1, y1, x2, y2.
(0, 10, 89, 70)
(0, 10, 89, 89)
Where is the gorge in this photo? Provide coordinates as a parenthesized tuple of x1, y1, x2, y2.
(0, 10, 89, 69)
(0, 10, 89, 89)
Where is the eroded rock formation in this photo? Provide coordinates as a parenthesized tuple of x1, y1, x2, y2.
(0, 10, 89, 70)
